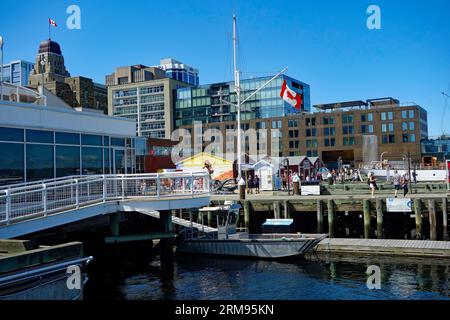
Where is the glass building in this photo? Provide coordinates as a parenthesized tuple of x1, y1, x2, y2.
(174, 75, 310, 127)
(158, 58, 199, 87)
(2, 60, 35, 86)
(0, 82, 142, 185)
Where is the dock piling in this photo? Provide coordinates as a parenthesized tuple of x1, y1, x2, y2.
(428, 199, 437, 241)
(363, 199, 370, 239)
(376, 199, 383, 239)
(283, 200, 290, 219)
(443, 198, 448, 241)
(317, 200, 323, 233)
(243, 200, 251, 231)
(327, 200, 334, 238)
(273, 201, 281, 219)
(414, 199, 422, 240)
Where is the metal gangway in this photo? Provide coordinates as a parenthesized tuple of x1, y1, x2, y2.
(0, 172, 211, 238)
(139, 210, 218, 233)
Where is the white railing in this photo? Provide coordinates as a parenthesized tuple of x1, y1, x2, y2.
(0, 172, 210, 226)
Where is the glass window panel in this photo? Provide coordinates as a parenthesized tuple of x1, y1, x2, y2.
(410, 134, 416, 142)
(26, 129, 53, 143)
(81, 134, 103, 146)
(103, 136, 110, 146)
(410, 122, 415, 131)
(367, 113, 373, 121)
(56, 146, 80, 177)
(0, 142, 24, 183)
(26, 144, 54, 181)
(111, 137, 126, 147)
(82, 147, 103, 175)
(0, 127, 24, 142)
(55, 132, 79, 145)
(409, 110, 415, 118)
(104, 148, 111, 174)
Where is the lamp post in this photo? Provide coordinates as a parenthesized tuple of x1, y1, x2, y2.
(0, 36, 4, 101)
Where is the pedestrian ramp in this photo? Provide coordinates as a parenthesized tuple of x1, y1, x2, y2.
(138, 210, 218, 233)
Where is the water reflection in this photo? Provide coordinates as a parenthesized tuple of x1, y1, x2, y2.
(87, 254, 450, 300)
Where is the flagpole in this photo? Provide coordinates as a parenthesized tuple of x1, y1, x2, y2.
(49, 19, 51, 40)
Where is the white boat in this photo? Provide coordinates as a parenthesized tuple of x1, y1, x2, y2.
(176, 203, 327, 259)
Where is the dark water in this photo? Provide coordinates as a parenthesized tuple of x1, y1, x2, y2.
(85, 254, 450, 300)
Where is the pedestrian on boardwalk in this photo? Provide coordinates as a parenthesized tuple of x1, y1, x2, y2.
(392, 170, 401, 198)
(282, 172, 287, 191)
(368, 172, 378, 198)
(327, 171, 333, 185)
(253, 175, 260, 194)
(247, 175, 254, 194)
(401, 173, 409, 197)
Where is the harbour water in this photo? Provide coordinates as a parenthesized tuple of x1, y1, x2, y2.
(85, 254, 450, 300)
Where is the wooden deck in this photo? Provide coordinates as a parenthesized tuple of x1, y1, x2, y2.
(316, 238, 450, 258)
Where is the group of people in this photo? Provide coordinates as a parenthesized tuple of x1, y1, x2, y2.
(326, 168, 361, 185)
(367, 170, 410, 198)
(246, 174, 260, 194)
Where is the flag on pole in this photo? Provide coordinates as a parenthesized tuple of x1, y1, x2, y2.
(49, 18, 57, 27)
(280, 80, 303, 110)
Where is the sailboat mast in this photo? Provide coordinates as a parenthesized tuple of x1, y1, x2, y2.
(233, 15, 242, 180)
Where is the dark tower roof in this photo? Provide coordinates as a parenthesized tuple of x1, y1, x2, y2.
(38, 39, 62, 55)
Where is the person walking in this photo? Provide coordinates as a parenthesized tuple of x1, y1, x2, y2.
(368, 172, 378, 198)
(282, 172, 287, 191)
(401, 173, 409, 197)
(253, 175, 260, 194)
(247, 175, 254, 194)
(392, 170, 401, 198)
(327, 171, 333, 185)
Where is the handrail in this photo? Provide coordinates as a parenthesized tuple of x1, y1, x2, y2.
(0, 172, 211, 227)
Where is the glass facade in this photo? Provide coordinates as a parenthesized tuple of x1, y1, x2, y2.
(0, 126, 137, 185)
(174, 75, 311, 127)
(2, 60, 34, 86)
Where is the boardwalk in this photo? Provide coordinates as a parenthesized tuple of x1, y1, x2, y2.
(316, 238, 450, 258)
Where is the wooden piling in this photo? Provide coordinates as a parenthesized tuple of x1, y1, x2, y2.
(283, 200, 289, 219)
(363, 199, 370, 239)
(443, 198, 448, 241)
(317, 200, 323, 233)
(274, 201, 281, 219)
(414, 199, 422, 240)
(110, 212, 120, 236)
(376, 199, 383, 239)
(428, 199, 437, 241)
(243, 200, 251, 231)
(327, 200, 334, 238)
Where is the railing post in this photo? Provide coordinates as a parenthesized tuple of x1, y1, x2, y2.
(75, 179, 79, 209)
(156, 173, 160, 198)
(42, 183, 47, 217)
(121, 175, 125, 200)
(102, 175, 107, 203)
(191, 172, 194, 197)
(5, 189, 10, 225)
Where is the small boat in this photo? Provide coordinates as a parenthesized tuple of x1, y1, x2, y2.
(176, 203, 327, 259)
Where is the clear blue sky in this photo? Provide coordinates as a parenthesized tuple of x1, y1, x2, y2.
(1, 0, 449, 136)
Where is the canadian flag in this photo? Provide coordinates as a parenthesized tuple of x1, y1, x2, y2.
(49, 18, 57, 27)
(280, 80, 303, 110)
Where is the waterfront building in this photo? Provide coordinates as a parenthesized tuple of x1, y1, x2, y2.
(2, 60, 34, 86)
(28, 39, 108, 113)
(0, 82, 142, 185)
(175, 95, 427, 168)
(157, 58, 199, 87)
(421, 135, 450, 167)
(106, 65, 191, 138)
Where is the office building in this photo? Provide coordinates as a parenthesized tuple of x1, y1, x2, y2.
(157, 58, 199, 86)
(106, 65, 191, 138)
(421, 135, 450, 166)
(28, 39, 108, 113)
(0, 82, 141, 185)
(2, 60, 34, 86)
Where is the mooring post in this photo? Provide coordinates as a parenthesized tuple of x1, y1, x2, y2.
(428, 199, 437, 240)
(376, 198, 383, 239)
(159, 210, 174, 279)
(283, 200, 289, 219)
(414, 199, 422, 239)
(273, 201, 281, 219)
(443, 198, 448, 241)
(244, 200, 251, 232)
(363, 199, 370, 239)
(317, 200, 323, 233)
(110, 212, 120, 237)
(327, 200, 334, 238)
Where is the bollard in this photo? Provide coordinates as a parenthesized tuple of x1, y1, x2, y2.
(238, 177, 246, 200)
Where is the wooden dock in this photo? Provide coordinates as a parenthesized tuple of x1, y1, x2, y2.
(315, 238, 450, 258)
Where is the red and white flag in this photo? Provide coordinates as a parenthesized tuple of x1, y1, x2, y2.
(49, 18, 57, 27)
(280, 80, 303, 110)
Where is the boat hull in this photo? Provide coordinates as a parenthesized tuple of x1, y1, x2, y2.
(177, 236, 324, 259)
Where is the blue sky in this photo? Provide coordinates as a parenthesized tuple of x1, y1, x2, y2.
(1, 0, 449, 136)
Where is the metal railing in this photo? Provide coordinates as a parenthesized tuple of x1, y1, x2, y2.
(0, 172, 210, 226)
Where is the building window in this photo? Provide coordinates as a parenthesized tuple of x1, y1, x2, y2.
(382, 124, 387, 132)
(410, 122, 415, 131)
(0, 127, 24, 142)
(402, 122, 408, 131)
(342, 114, 354, 124)
(368, 125, 374, 133)
(409, 110, 415, 118)
(0, 142, 24, 183)
(56, 146, 80, 177)
(381, 113, 386, 121)
(56, 132, 80, 145)
(324, 138, 335, 147)
(288, 120, 298, 127)
(410, 134, 416, 142)
(382, 134, 395, 144)
(367, 113, 373, 122)
(82, 147, 103, 175)
(305, 118, 316, 126)
(26, 129, 53, 144)
(343, 137, 355, 146)
(26, 144, 54, 181)
(402, 110, 407, 119)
